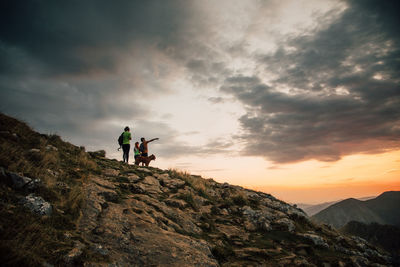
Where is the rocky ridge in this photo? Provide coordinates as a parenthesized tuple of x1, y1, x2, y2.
(0, 113, 394, 266)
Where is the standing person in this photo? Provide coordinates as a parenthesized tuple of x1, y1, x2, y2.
(139, 137, 159, 157)
(134, 142, 141, 161)
(122, 126, 131, 163)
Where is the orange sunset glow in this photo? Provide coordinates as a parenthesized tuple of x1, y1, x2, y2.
(164, 150, 400, 204)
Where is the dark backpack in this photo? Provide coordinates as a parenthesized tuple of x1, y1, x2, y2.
(139, 143, 145, 153)
(118, 133, 124, 148)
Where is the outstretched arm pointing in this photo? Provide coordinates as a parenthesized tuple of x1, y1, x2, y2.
(147, 138, 159, 143)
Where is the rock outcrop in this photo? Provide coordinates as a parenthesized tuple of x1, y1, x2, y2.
(0, 113, 394, 266)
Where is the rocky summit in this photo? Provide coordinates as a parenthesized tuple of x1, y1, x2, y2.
(0, 113, 394, 266)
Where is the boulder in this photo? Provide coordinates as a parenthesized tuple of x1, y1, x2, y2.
(274, 218, 296, 232)
(300, 233, 329, 249)
(45, 145, 58, 151)
(4, 171, 41, 190)
(242, 205, 275, 231)
(244, 190, 261, 200)
(21, 194, 52, 216)
(242, 206, 257, 218)
(7, 172, 32, 189)
(142, 176, 160, 186)
(127, 173, 141, 183)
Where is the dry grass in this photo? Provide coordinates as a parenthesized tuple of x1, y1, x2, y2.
(168, 168, 211, 198)
(231, 190, 249, 206)
(0, 113, 99, 265)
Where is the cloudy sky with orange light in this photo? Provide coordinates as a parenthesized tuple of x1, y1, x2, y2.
(1, 0, 399, 204)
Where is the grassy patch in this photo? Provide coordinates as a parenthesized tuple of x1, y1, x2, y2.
(232, 195, 248, 206)
(168, 169, 211, 199)
(0, 113, 108, 265)
(0, 200, 75, 266)
(177, 193, 199, 211)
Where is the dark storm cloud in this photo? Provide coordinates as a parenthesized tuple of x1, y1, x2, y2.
(0, 0, 190, 76)
(222, 0, 400, 163)
(0, 77, 148, 135)
(0, 0, 204, 158)
(186, 59, 231, 87)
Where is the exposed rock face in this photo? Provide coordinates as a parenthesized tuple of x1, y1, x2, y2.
(21, 193, 52, 216)
(73, 161, 392, 266)
(0, 167, 42, 191)
(79, 173, 217, 266)
(0, 113, 394, 266)
(7, 172, 33, 189)
(300, 233, 329, 249)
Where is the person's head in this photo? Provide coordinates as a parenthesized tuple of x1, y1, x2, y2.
(124, 126, 130, 132)
(135, 142, 139, 147)
(141, 137, 145, 142)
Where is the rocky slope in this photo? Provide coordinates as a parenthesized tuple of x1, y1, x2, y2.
(312, 192, 400, 228)
(0, 113, 394, 266)
(341, 221, 400, 263)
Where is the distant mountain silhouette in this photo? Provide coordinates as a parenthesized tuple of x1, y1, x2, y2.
(297, 201, 341, 216)
(312, 191, 400, 228)
(297, 196, 376, 216)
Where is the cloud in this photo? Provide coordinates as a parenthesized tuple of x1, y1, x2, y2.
(155, 138, 234, 159)
(2, 0, 399, 166)
(220, 0, 400, 163)
(0, 0, 194, 76)
(0, 0, 202, 156)
(382, 169, 399, 176)
(207, 97, 225, 104)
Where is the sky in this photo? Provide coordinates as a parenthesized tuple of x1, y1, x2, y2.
(1, 0, 399, 204)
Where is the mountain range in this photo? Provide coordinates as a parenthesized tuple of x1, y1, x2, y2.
(312, 191, 400, 228)
(297, 196, 376, 216)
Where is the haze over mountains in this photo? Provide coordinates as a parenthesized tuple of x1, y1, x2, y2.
(297, 196, 376, 216)
(312, 191, 400, 228)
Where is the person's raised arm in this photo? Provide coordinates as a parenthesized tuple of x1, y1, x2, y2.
(147, 138, 159, 143)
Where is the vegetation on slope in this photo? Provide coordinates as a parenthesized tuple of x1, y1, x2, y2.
(0, 113, 98, 265)
(341, 221, 400, 264)
(0, 113, 394, 266)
